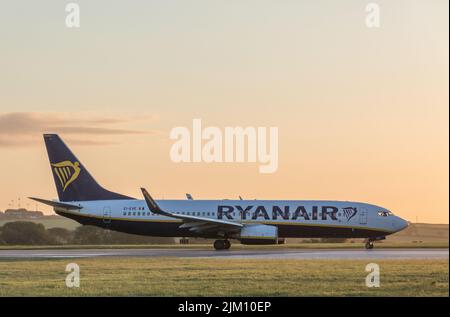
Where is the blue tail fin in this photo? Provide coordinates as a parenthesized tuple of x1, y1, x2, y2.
(44, 134, 134, 202)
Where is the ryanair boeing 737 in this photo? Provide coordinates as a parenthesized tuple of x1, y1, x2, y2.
(30, 134, 408, 250)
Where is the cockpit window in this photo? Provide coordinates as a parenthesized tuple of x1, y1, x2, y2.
(377, 211, 393, 217)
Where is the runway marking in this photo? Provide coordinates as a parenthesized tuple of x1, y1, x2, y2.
(194, 249, 450, 260)
(0, 252, 116, 259)
(0, 248, 447, 260)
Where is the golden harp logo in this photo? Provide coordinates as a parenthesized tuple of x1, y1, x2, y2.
(51, 161, 81, 191)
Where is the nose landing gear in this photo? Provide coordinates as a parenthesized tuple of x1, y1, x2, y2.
(365, 240, 374, 250)
(213, 239, 231, 250)
(364, 236, 386, 249)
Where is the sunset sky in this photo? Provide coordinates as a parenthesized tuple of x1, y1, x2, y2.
(0, 0, 448, 223)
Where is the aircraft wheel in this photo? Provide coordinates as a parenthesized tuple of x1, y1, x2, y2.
(365, 241, 374, 250)
(214, 240, 226, 250)
(223, 240, 231, 250)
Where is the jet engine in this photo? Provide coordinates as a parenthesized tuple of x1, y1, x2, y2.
(239, 224, 278, 245)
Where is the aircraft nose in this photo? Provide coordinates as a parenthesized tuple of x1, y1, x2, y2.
(395, 217, 409, 231)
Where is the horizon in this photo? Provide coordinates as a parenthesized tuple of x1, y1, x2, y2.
(0, 194, 449, 225)
(0, 205, 449, 225)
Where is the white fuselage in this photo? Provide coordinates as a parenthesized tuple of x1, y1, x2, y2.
(56, 199, 408, 239)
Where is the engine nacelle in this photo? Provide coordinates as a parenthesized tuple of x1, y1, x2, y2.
(239, 224, 278, 245)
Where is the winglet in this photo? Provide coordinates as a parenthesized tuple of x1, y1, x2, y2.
(140, 188, 171, 216)
(140, 188, 243, 229)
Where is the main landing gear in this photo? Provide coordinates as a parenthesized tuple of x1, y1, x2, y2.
(214, 239, 231, 250)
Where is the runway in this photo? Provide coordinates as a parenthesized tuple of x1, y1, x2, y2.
(0, 248, 448, 260)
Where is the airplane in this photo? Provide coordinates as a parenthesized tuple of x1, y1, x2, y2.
(30, 134, 409, 250)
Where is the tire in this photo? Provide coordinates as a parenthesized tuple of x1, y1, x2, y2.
(223, 240, 231, 250)
(214, 240, 225, 250)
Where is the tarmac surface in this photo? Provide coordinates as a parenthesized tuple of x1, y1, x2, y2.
(0, 248, 448, 260)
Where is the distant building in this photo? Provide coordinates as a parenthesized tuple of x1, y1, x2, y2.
(2, 208, 44, 219)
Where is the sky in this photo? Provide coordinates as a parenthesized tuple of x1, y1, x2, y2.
(0, 0, 448, 223)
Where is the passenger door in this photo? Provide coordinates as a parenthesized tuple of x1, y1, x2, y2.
(103, 206, 112, 224)
(359, 207, 368, 225)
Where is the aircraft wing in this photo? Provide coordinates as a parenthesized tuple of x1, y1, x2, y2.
(140, 188, 242, 234)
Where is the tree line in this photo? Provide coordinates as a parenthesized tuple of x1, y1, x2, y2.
(0, 221, 174, 245)
(0, 221, 348, 245)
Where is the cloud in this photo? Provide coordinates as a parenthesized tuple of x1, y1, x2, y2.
(0, 112, 160, 147)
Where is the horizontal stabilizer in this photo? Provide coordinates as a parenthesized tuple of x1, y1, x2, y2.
(28, 197, 83, 210)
